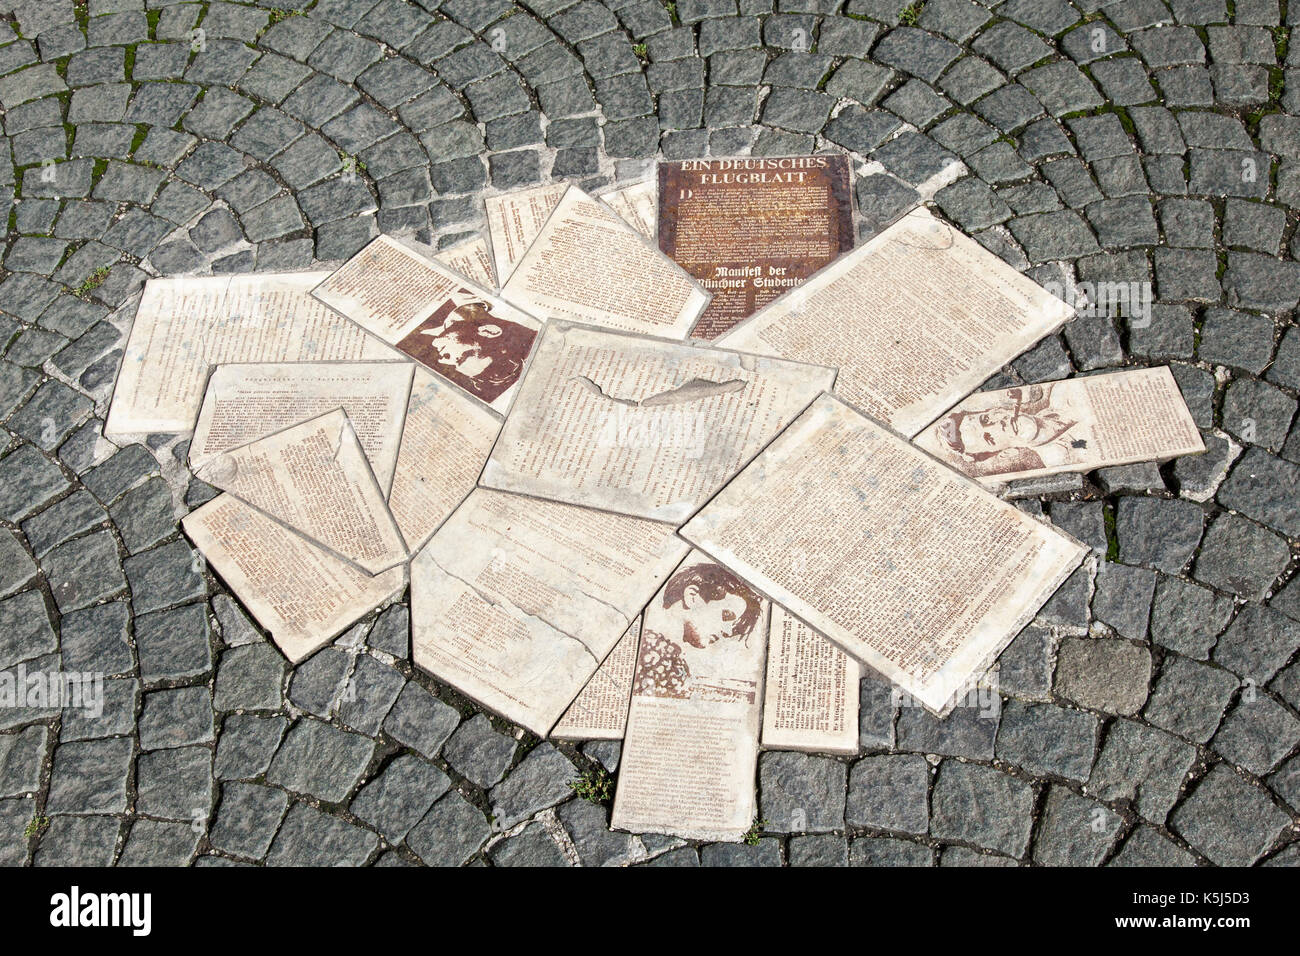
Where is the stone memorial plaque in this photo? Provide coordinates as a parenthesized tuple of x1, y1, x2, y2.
(184, 494, 406, 663)
(106, 273, 394, 437)
(435, 234, 498, 290)
(485, 182, 568, 285)
(191, 361, 415, 494)
(499, 185, 709, 340)
(914, 367, 1206, 484)
(387, 369, 502, 553)
(717, 207, 1075, 437)
(600, 179, 656, 239)
(658, 155, 855, 340)
(611, 550, 769, 842)
(410, 489, 688, 736)
(681, 393, 1086, 716)
(192, 408, 408, 576)
(312, 235, 543, 415)
(761, 605, 860, 754)
(551, 618, 641, 741)
(479, 321, 835, 523)
(488, 181, 657, 286)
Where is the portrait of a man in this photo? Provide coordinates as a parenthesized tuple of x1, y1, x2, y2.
(397, 291, 537, 403)
(933, 383, 1081, 478)
(634, 562, 763, 700)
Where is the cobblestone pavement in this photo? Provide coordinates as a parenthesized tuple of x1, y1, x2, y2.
(1, 0, 1299, 868)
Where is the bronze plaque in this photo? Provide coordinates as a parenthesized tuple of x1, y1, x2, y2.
(657, 155, 855, 340)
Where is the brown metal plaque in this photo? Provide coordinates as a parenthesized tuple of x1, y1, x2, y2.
(657, 155, 855, 340)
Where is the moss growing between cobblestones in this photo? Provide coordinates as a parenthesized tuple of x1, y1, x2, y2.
(1103, 502, 1119, 562)
(75, 267, 111, 299)
(1246, 99, 1281, 137)
(128, 125, 149, 158)
(269, 9, 307, 30)
(742, 818, 767, 845)
(24, 815, 49, 839)
(339, 152, 368, 177)
(569, 768, 614, 804)
(1111, 106, 1136, 138)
